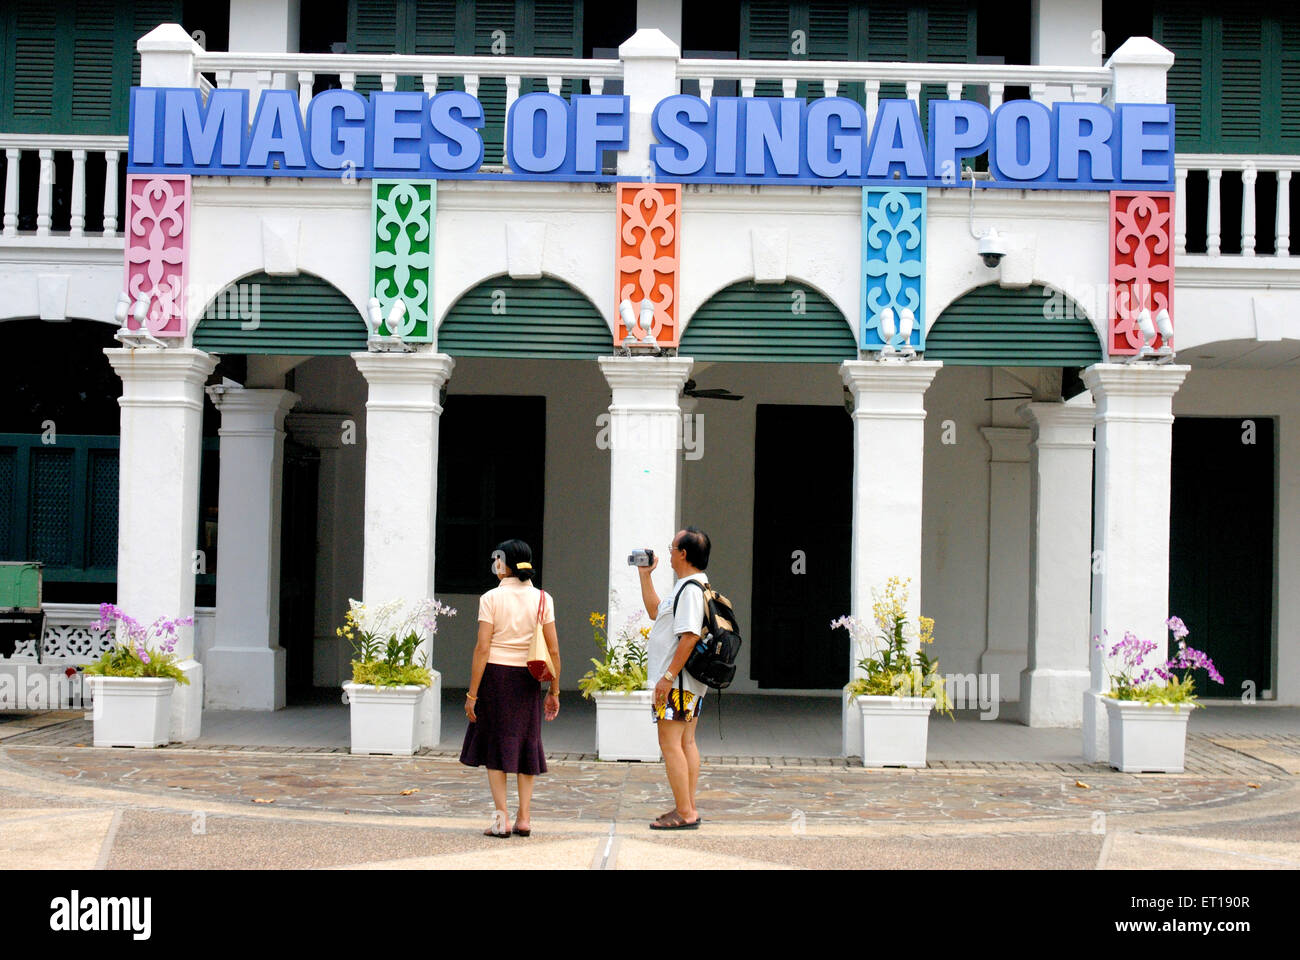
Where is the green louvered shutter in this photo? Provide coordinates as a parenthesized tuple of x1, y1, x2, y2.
(805, 2, 855, 101)
(925, 285, 1102, 366)
(682, 281, 856, 363)
(741, 1, 795, 97)
(193, 273, 369, 356)
(472, 0, 515, 165)
(6, 2, 59, 132)
(1156, 7, 1207, 150)
(414, 0, 459, 93)
(1282, 11, 1300, 149)
(919, 1, 976, 116)
(349, 0, 404, 94)
(865, 0, 910, 101)
(1219, 8, 1264, 149)
(72, 0, 116, 130)
(528, 0, 582, 98)
(439, 276, 610, 359)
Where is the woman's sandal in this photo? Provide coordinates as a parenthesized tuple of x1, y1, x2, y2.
(512, 824, 531, 837)
(649, 810, 701, 830)
(483, 826, 511, 838)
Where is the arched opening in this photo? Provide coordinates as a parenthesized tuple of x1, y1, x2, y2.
(439, 275, 610, 359)
(925, 283, 1102, 367)
(193, 271, 368, 356)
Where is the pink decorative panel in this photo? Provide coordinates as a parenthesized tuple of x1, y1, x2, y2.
(1108, 191, 1173, 356)
(124, 175, 190, 337)
(616, 183, 680, 347)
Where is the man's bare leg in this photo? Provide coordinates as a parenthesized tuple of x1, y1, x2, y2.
(657, 719, 698, 821)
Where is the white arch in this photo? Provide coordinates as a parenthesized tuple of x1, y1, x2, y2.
(927, 276, 1106, 353)
(681, 273, 852, 338)
(436, 267, 612, 335)
(189, 268, 367, 342)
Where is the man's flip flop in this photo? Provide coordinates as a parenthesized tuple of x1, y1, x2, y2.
(659, 807, 703, 824)
(650, 811, 700, 830)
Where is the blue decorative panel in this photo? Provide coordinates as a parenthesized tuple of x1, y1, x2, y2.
(861, 187, 926, 351)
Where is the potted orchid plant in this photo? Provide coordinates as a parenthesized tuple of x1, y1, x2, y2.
(339, 597, 456, 756)
(84, 604, 192, 748)
(1098, 616, 1224, 773)
(833, 576, 953, 768)
(579, 609, 659, 761)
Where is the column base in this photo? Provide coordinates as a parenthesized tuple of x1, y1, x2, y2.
(418, 670, 442, 748)
(1082, 689, 1109, 761)
(170, 660, 203, 742)
(203, 646, 286, 710)
(842, 686, 861, 758)
(1018, 667, 1089, 727)
(979, 651, 1025, 702)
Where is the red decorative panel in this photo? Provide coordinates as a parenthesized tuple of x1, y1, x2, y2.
(1108, 191, 1173, 356)
(615, 183, 680, 347)
(124, 175, 190, 337)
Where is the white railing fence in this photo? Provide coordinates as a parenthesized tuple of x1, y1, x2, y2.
(0, 136, 127, 241)
(1176, 155, 1299, 258)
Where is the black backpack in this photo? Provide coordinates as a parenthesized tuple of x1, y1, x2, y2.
(672, 579, 742, 691)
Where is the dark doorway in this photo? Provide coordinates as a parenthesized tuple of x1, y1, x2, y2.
(751, 404, 852, 689)
(280, 439, 320, 703)
(1169, 416, 1275, 698)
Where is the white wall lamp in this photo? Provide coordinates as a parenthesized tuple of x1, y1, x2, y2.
(966, 168, 1007, 268)
(618, 297, 661, 355)
(112, 291, 167, 349)
(1127, 307, 1176, 364)
(365, 296, 415, 353)
(877, 306, 917, 361)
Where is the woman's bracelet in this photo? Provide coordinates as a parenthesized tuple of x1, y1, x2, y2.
(465, 693, 477, 701)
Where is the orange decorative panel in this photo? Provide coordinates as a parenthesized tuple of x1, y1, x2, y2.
(615, 183, 680, 347)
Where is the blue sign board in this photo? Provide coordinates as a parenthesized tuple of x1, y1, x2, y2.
(128, 87, 1174, 191)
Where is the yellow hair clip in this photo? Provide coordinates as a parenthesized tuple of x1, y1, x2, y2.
(515, 562, 532, 570)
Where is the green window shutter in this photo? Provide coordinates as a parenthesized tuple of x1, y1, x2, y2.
(130, 0, 183, 86)
(1156, 8, 1207, 149)
(865, 1, 911, 101)
(440, 275, 610, 359)
(1220, 12, 1263, 146)
(925, 284, 1102, 366)
(805, 3, 854, 100)
(349, 0, 406, 94)
(193, 273, 369, 356)
(682, 281, 856, 363)
(7, 1, 60, 132)
(741, 1, 796, 97)
(1282, 12, 1300, 146)
(414, 0, 458, 55)
(72, 0, 117, 128)
(527, 0, 582, 97)
(918, 0, 976, 110)
(472, 0, 515, 165)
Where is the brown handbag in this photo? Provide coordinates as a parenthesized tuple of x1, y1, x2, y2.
(527, 589, 556, 682)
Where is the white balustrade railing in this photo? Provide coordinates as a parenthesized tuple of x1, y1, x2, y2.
(0, 134, 127, 241)
(676, 59, 1111, 122)
(1176, 154, 1300, 258)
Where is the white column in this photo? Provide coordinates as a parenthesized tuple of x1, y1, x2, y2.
(104, 348, 218, 742)
(839, 360, 942, 756)
(228, 0, 301, 99)
(636, 0, 682, 46)
(1103, 36, 1174, 107)
(204, 387, 299, 710)
(978, 427, 1031, 703)
(1080, 364, 1189, 760)
(618, 29, 681, 178)
(598, 356, 693, 633)
(353, 351, 455, 748)
(1018, 400, 1095, 727)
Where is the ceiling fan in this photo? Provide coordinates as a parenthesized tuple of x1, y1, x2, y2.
(683, 379, 744, 401)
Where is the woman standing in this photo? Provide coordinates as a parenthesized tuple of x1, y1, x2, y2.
(461, 539, 560, 837)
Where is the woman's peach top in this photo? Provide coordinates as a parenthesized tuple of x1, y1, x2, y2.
(477, 576, 555, 667)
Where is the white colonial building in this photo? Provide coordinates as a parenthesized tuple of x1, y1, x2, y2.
(0, 0, 1294, 759)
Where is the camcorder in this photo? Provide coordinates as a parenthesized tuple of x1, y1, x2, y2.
(627, 549, 655, 567)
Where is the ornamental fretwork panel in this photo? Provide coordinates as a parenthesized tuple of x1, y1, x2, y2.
(1109, 191, 1174, 356)
(861, 187, 926, 352)
(371, 179, 436, 342)
(124, 175, 190, 337)
(615, 183, 680, 347)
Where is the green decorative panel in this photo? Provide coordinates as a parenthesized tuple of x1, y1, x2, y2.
(440, 276, 610, 359)
(925, 284, 1102, 366)
(682, 281, 856, 363)
(372, 180, 435, 341)
(193, 273, 368, 356)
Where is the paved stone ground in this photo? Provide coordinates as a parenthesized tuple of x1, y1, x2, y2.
(1, 713, 1299, 870)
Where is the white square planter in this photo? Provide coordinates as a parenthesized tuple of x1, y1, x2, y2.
(88, 677, 175, 748)
(593, 690, 661, 762)
(1103, 698, 1194, 773)
(343, 682, 426, 756)
(857, 695, 935, 768)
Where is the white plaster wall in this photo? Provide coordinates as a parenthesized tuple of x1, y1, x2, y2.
(1173, 368, 1300, 705)
(0, 247, 124, 323)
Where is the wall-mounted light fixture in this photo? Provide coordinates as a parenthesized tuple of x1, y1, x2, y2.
(112, 291, 167, 348)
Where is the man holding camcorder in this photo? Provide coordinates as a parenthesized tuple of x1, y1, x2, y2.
(632, 527, 712, 830)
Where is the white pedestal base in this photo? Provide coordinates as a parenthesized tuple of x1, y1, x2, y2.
(1019, 667, 1089, 727)
(170, 660, 203, 742)
(204, 646, 286, 710)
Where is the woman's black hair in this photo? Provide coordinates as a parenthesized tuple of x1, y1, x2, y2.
(494, 539, 535, 581)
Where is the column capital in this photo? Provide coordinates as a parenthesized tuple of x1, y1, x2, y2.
(840, 359, 941, 418)
(1018, 400, 1097, 449)
(352, 350, 455, 386)
(1081, 363, 1189, 419)
(980, 426, 1031, 463)
(104, 347, 216, 384)
(207, 386, 299, 432)
(598, 355, 693, 400)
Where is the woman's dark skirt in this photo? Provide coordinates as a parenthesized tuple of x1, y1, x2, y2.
(460, 662, 548, 775)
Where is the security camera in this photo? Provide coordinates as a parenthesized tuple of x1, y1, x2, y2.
(978, 228, 1006, 268)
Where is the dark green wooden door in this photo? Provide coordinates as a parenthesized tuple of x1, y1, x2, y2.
(1168, 417, 1274, 699)
(751, 404, 851, 689)
(280, 439, 320, 701)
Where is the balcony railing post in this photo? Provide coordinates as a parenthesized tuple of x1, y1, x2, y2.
(1241, 164, 1257, 257)
(618, 29, 681, 178)
(3, 149, 18, 237)
(1174, 167, 1188, 255)
(988, 81, 1004, 111)
(1278, 170, 1292, 258)
(1206, 168, 1222, 257)
(298, 73, 315, 113)
(137, 23, 204, 89)
(865, 80, 880, 132)
(103, 149, 119, 238)
(906, 80, 921, 109)
(1103, 37, 1173, 109)
(36, 149, 53, 238)
(70, 149, 86, 238)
